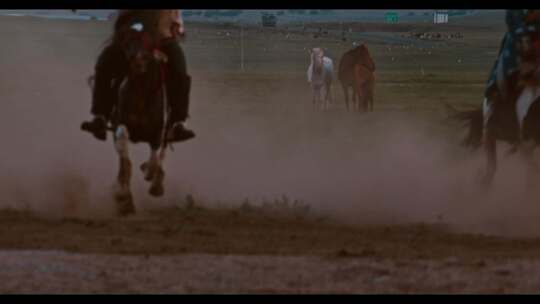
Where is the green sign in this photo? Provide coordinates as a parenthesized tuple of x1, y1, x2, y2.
(385, 12, 399, 23)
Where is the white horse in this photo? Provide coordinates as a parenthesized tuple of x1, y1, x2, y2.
(307, 48, 333, 110)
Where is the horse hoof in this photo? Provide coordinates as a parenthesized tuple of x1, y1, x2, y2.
(149, 183, 164, 197)
(115, 192, 135, 217)
(149, 167, 165, 197)
(140, 162, 153, 181)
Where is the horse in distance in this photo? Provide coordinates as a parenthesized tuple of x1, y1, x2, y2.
(339, 43, 376, 112)
(307, 47, 334, 110)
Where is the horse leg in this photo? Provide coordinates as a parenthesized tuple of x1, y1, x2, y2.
(322, 85, 328, 110)
(356, 91, 361, 112)
(363, 97, 368, 113)
(141, 147, 165, 197)
(114, 125, 135, 216)
(364, 95, 369, 113)
(315, 87, 322, 110)
(481, 129, 497, 186)
(321, 87, 326, 111)
(149, 149, 165, 197)
(353, 90, 359, 112)
(343, 85, 349, 111)
(365, 88, 369, 113)
(326, 82, 333, 110)
(312, 86, 319, 110)
(360, 87, 368, 113)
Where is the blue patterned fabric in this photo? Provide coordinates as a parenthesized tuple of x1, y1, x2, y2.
(485, 10, 540, 97)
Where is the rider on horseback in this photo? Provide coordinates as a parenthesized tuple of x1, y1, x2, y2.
(484, 10, 540, 133)
(83, 9, 195, 142)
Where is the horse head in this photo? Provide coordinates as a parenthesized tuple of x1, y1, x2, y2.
(311, 47, 324, 74)
(123, 23, 167, 77)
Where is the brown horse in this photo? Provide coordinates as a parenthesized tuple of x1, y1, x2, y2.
(338, 44, 376, 112)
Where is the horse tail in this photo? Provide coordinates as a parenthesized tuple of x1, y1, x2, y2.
(442, 101, 483, 150)
(87, 75, 95, 90)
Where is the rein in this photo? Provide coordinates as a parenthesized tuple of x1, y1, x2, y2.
(123, 30, 168, 115)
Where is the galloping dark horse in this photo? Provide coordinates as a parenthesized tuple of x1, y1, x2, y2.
(83, 24, 173, 216)
(447, 9, 540, 186)
(448, 75, 540, 185)
(338, 44, 376, 112)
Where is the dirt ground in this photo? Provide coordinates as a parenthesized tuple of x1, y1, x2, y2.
(3, 14, 540, 293)
(3, 207, 540, 294)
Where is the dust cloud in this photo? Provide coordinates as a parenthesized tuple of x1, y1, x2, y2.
(1, 15, 540, 238)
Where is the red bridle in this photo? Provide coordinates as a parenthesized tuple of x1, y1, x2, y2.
(122, 30, 168, 115)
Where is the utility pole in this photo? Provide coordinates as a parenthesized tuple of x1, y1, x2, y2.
(240, 23, 245, 71)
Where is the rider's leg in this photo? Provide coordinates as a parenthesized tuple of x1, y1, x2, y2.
(92, 44, 127, 120)
(85, 44, 128, 141)
(160, 38, 195, 142)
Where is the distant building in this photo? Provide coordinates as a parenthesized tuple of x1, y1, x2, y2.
(385, 11, 399, 24)
(261, 13, 277, 27)
(433, 10, 449, 24)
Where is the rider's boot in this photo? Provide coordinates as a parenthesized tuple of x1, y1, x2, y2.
(166, 121, 195, 142)
(81, 115, 108, 141)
